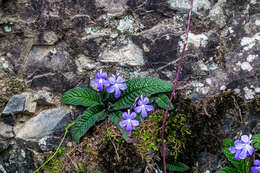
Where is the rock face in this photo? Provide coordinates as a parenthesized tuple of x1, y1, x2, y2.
(15, 107, 71, 141)
(2, 93, 26, 115)
(0, 0, 259, 172)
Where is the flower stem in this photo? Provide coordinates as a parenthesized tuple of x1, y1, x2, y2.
(160, 0, 194, 172)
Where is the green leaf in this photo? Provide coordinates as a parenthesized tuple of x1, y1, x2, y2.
(253, 134, 260, 149)
(155, 94, 174, 110)
(71, 104, 106, 143)
(216, 167, 237, 173)
(62, 88, 100, 107)
(112, 78, 173, 110)
(109, 112, 131, 140)
(223, 138, 234, 147)
(222, 147, 242, 170)
(160, 162, 189, 172)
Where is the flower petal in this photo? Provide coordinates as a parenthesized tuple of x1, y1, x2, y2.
(251, 166, 260, 173)
(114, 87, 121, 98)
(137, 98, 143, 106)
(239, 148, 248, 159)
(234, 150, 241, 160)
(125, 121, 132, 132)
(103, 80, 110, 87)
(106, 86, 115, 93)
(96, 72, 101, 78)
(93, 79, 99, 85)
(145, 105, 153, 111)
(131, 120, 139, 127)
(97, 83, 104, 91)
(134, 106, 142, 113)
(229, 146, 237, 154)
(108, 76, 116, 84)
(241, 135, 250, 143)
(247, 145, 254, 155)
(143, 97, 149, 104)
(116, 76, 123, 83)
(118, 83, 127, 90)
(119, 120, 127, 128)
(100, 72, 107, 79)
(141, 108, 148, 118)
(254, 160, 260, 166)
(129, 112, 136, 119)
(234, 140, 245, 150)
(122, 112, 128, 119)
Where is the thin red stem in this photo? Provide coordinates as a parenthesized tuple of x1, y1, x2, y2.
(161, 0, 194, 172)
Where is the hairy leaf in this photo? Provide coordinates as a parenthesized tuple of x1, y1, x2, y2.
(216, 167, 237, 173)
(109, 112, 130, 140)
(155, 94, 174, 110)
(62, 88, 100, 107)
(160, 162, 189, 172)
(112, 78, 173, 110)
(71, 104, 106, 143)
(253, 134, 260, 149)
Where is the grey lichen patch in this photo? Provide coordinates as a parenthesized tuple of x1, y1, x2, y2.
(168, 0, 211, 15)
(243, 87, 255, 100)
(116, 15, 144, 34)
(240, 32, 260, 51)
(3, 25, 12, 33)
(179, 32, 208, 51)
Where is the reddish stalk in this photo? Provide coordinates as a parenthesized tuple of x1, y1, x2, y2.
(161, 0, 194, 172)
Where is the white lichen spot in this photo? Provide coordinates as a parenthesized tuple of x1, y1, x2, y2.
(228, 27, 234, 34)
(117, 15, 143, 33)
(21, 149, 26, 158)
(206, 78, 212, 86)
(240, 62, 253, 71)
(2, 62, 8, 69)
(201, 87, 210, 95)
(179, 32, 208, 52)
(240, 33, 260, 51)
(234, 88, 241, 94)
(4, 25, 11, 33)
(0, 57, 5, 61)
(247, 54, 257, 62)
(199, 62, 208, 71)
(205, 170, 210, 173)
(39, 137, 47, 146)
(220, 85, 226, 91)
(50, 48, 57, 54)
(243, 87, 255, 99)
(191, 81, 204, 87)
(209, 62, 218, 70)
(255, 87, 260, 93)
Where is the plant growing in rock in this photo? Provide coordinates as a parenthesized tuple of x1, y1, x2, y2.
(217, 134, 260, 173)
(61, 71, 174, 142)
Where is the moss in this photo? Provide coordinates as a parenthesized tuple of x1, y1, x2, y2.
(0, 79, 25, 112)
(44, 156, 64, 173)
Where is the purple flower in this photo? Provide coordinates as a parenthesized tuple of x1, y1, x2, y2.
(229, 135, 254, 160)
(106, 75, 127, 98)
(251, 160, 260, 173)
(134, 95, 153, 118)
(119, 110, 139, 132)
(93, 71, 110, 91)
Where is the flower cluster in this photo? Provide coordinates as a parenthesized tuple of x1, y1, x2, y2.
(93, 71, 127, 98)
(229, 135, 254, 160)
(120, 95, 153, 132)
(93, 71, 153, 133)
(229, 135, 259, 172)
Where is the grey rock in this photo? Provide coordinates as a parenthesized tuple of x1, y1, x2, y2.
(0, 122, 14, 139)
(95, 0, 128, 17)
(29, 72, 78, 92)
(15, 107, 71, 141)
(99, 40, 144, 66)
(34, 31, 59, 45)
(2, 93, 26, 115)
(33, 90, 54, 105)
(208, 0, 227, 28)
